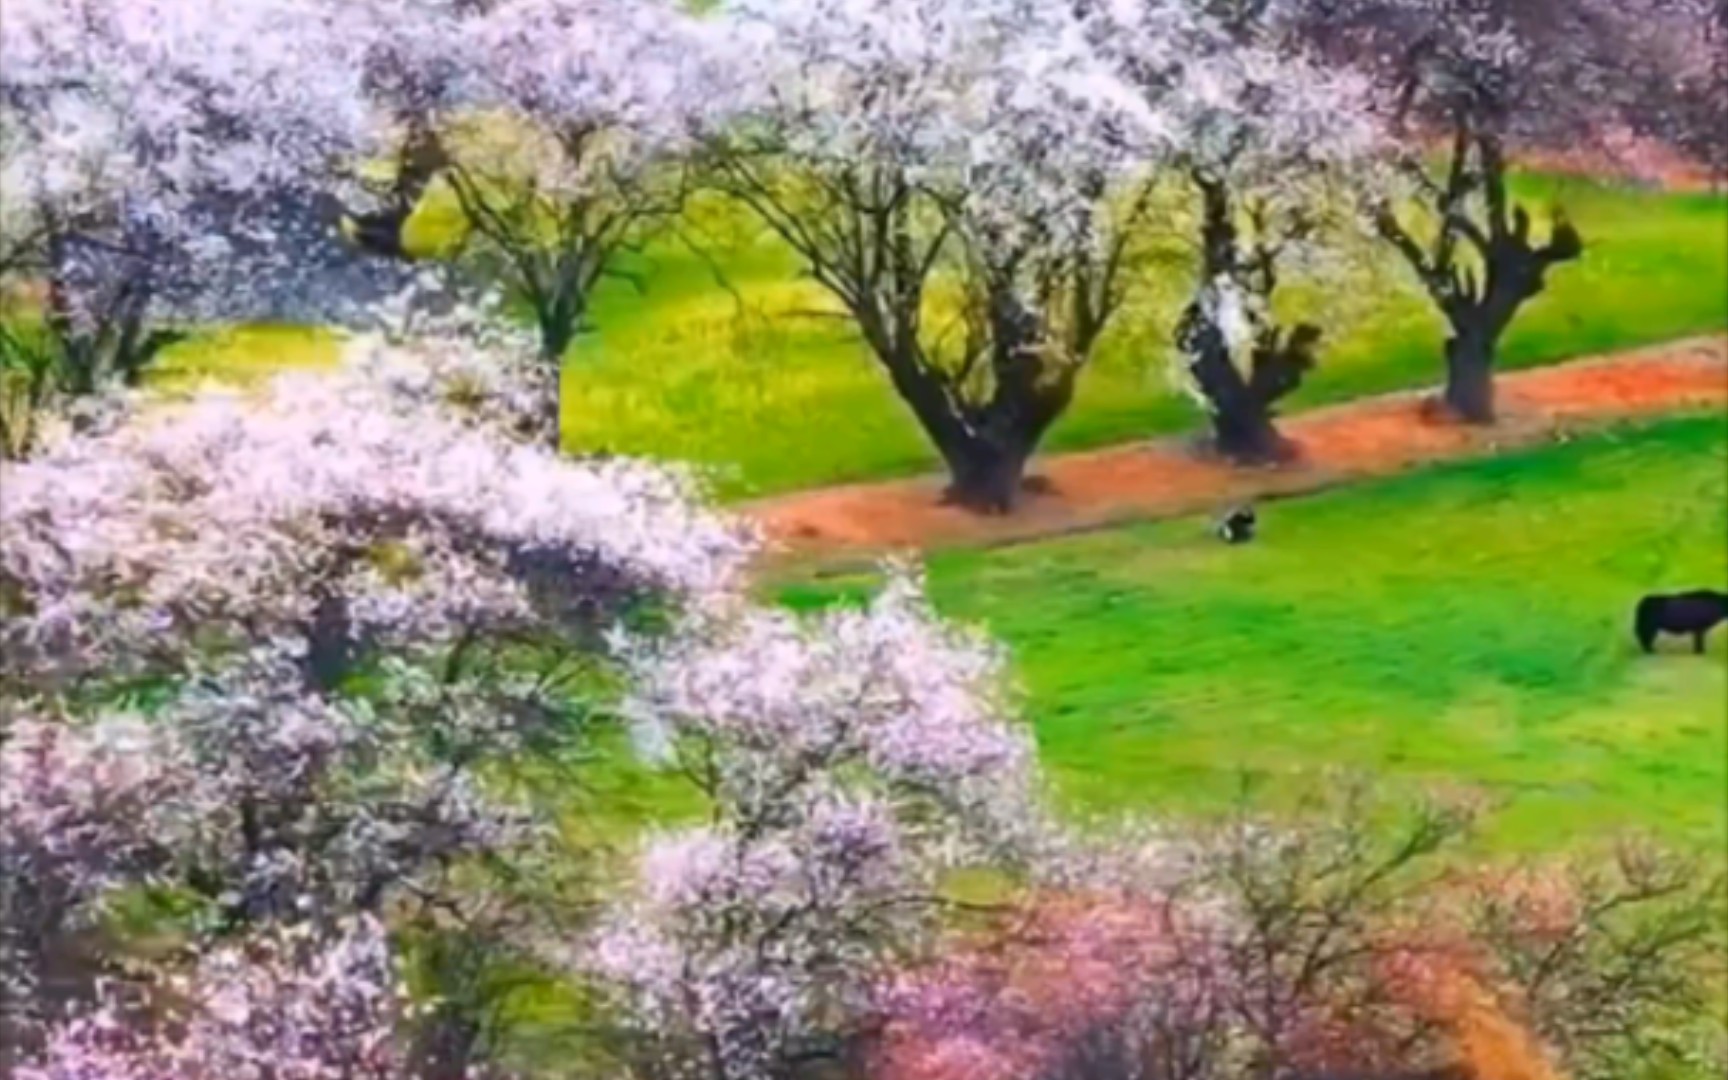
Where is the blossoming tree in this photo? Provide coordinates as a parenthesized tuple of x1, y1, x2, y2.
(582, 568, 1042, 1078)
(704, 0, 1155, 512)
(0, 0, 385, 415)
(357, 0, 728, 432)
(15, 916, 419, 1079)
(1083, 0, 1383, 461)
(0, 337, 754, 1070)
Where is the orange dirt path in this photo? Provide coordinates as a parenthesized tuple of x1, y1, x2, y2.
(746, 336, 1728, 563)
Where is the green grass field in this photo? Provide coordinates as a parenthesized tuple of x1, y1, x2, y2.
(777, 414, 1728, 853)
(144, 174, 1728, 500)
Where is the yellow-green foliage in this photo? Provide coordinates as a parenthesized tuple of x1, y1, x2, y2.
(149, 325, 341, 396)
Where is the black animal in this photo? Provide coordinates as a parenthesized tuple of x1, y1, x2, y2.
(1634, 590, 1728, 654)
(1217, 504, 1257, 544)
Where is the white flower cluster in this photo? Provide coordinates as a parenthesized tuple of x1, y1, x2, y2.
(0, 342, 755, 688)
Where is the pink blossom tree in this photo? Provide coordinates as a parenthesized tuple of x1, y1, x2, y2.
(866, 787, 1724, 1080)
(582, 567, 1042, 1078)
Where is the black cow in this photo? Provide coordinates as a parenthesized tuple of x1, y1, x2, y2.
(1634, 590, 1728, 654)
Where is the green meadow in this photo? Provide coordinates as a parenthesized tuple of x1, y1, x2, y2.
(777, 415, 1728, 853)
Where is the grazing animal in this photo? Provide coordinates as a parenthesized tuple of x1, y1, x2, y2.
(1217, 504, 1257, 544)
(1634, 590, 1728, 654)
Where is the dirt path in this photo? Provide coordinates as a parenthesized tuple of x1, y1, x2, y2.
(746, 336, 1728, 563)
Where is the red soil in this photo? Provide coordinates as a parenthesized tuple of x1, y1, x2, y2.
(747, 336, 1728, 562)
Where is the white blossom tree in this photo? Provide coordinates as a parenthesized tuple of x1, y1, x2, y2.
(704, 0, 1154, 512)
(356, 0, 730, 433)
(334, 0, 482, 263)
(1078, 0, 1382, 462)
(582, 567, 1042, 1079)
(0, 341, 751, 695)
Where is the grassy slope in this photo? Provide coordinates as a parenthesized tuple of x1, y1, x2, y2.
(778, 415, 1728, 853)
(554, 175, 1728, 498)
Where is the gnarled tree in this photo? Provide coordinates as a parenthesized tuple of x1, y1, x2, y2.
(1299, 0, 1719, 422)
(1087, 1, 1380, 461)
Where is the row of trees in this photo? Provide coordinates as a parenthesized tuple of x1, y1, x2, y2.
(2, 0, 1719, 500)
(2, 328, 1722, 1078)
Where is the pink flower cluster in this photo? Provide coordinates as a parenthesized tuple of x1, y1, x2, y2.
(584, 566, 1045, 1078)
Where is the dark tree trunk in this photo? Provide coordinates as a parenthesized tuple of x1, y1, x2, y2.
(1209, 395, 1289, 464)
(865, 284, 1071, 514)
(936, 429, 1034, 514)
(412, 1009, 483, 1080)
(44, 231, 178, 395)
(535, 300, 581, 367)
(505, 289, 582, 449)
(875, 345, 1039, 514)
(344, 121, 449, 262)
(1174, 174, 1316, 464)
(1182, 318, 1294, 464)
(535, 375, 562, 450)
(347, 209, 416, 261)
(1441, 325, 1496, 423)
(304, 589, 353, 693)
(882, 357, 1057, 515)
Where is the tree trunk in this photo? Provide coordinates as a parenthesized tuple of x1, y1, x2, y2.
(529, 361, 562, 450)
(44, 231, 172, 394)
(529, 311, 578, 449)
(1209, 376, 1292, 459)
(1441, 325, 1497, 424)
(537, 302, 580, 364)
(1176, 174, 1302, 465)
(412, 1009, 482, 1080)
(1209, 395, 1289, 463)
(304, 589, 353, 692)
(867, 336, 1041, 514)
(1181, 309, 1295, 465)
(938, 431, 1032, 514)
(1375, 128, 1582, 430)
